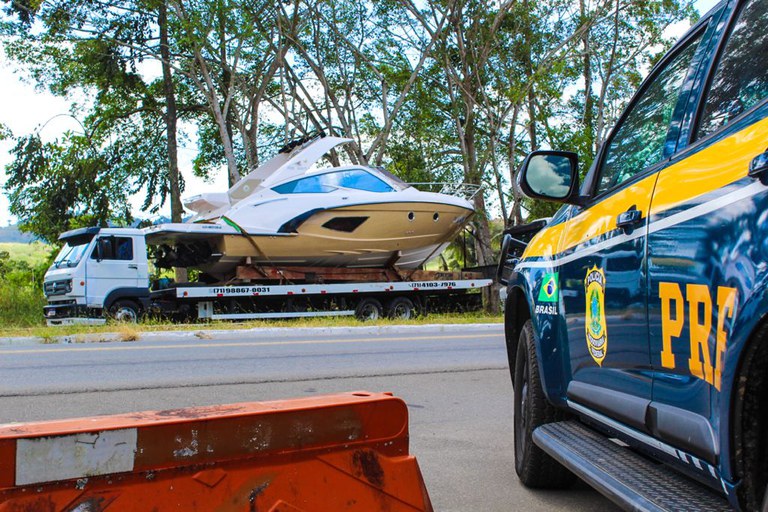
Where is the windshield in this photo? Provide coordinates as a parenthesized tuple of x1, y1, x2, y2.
(52, 242, 91, 269)
(272, 169, 396, 194)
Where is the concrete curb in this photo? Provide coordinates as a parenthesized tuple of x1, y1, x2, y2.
(0, 323, 502, 346)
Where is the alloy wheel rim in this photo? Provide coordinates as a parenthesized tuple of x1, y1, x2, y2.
(115, 307, 137, 322)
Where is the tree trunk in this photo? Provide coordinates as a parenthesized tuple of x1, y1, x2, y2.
(159, 0, 187, 283)
(507, 104, 523, 226)
(580, 0, 595, 155)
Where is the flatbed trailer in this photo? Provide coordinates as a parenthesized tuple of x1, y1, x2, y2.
(152, 277, 491, 321)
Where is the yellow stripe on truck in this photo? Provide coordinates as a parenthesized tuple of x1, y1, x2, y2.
(651, 115, 768, 214)
(522, 173, 658, 260)
(521, 115, 768, 261)
(559, 174, 657, 254)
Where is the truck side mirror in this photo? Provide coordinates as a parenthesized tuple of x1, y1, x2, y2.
(517, 150, 582, 205)
(96, 238, 108, 262)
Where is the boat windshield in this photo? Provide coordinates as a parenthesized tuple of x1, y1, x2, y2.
(273, 169, 395, 194)
(52, 242, 91, 269)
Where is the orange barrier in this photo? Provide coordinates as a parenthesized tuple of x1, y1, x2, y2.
(0, 391, 433, 511)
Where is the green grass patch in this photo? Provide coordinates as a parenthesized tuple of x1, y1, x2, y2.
(0, 311, 502, 339)
(0, 242, 52, 267)
(0, 285, 47, 328)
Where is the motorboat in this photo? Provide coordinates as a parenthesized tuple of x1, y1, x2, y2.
(145, 135, 479, 278)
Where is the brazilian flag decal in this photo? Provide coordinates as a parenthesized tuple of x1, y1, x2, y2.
(537, 272, 559, 303)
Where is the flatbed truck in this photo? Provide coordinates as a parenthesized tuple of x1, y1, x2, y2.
(43, 226, 491, 325)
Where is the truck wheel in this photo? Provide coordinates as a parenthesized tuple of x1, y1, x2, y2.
(109, 300, 141, 323)
(514, 319, 574, 488)
(386, 297, 416, 320)
(355, 298, 383, 321)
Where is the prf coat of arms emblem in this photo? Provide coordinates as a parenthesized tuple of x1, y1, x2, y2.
(585, 266, 607, 366)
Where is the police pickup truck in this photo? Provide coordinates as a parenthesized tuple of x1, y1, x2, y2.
(497, 1, 768, 510)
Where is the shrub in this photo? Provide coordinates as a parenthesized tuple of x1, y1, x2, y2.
(0, 282, 46, 327)
(0, 251, 48, 328)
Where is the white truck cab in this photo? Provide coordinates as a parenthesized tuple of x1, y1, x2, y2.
(43, 227, 150, 325)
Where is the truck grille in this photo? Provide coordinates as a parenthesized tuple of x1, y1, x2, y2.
(44, 279, 72, 296)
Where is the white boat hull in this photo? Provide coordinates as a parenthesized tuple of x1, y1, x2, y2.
(148, 201, 472, 278)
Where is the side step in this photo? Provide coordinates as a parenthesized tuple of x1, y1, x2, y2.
(532, 420, 731, 512)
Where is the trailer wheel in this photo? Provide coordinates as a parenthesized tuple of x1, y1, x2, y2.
(514, 319, 574, 488)
(109, 300, 141, 323)
(386, 297, 416, 320)
(355, 298, 383, 321)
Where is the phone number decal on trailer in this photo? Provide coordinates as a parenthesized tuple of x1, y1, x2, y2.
(409, 281, 458, 289)
(211, 287, 272, 295)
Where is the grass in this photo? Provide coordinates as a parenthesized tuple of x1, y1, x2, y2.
(0, 242, 52, 266)
(117, 325, 140, 342)
(0, 311, 502, 340)
(0, 285, 47, 329)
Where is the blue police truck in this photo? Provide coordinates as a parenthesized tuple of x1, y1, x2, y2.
(498, 0, 768, 509)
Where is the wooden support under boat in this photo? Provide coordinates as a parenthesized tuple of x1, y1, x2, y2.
(235, 265, 485, 283)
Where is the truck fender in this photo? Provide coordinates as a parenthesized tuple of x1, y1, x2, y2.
(504, 270, 569, 408)
(104, 287, 151, 312)
(504, 284, 530, 385)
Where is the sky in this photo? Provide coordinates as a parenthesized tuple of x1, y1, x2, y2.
(0, 0, 720, 227)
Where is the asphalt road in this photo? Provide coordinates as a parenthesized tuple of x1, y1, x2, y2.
(0, 324, 619, 511)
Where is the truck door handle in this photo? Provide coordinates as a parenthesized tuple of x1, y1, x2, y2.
(616, 206, 643, 232)
(749, 149, 768, 178)
(128, 264, 138, 269)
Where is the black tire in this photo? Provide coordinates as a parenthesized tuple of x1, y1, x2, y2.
(514, 319, 575, 488)
(386, 297, 416, 320)
(108, 299, 141, 323)
(355, 298, 383, 321)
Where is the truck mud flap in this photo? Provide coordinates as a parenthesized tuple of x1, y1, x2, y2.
(0, 391, 433, 511)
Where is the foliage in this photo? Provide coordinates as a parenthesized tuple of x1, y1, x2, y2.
(0, 242, 52, 266)
(0, 250, 49, 328)
(1, 0, 699, 271)
(4, 132, 135, 243)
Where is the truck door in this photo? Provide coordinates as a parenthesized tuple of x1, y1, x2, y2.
(647, 0, 768, 469)
(85, 236, 141, 309)
(560, 29, 707, 433)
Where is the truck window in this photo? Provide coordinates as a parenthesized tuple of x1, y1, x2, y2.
(696, 0, 768, 138)
(596, 34, 703, 195)
(91, 237, 134, 261)
(52, 242, 90, 268)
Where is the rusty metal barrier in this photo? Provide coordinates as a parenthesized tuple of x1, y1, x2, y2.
(0, 391, 433, 511)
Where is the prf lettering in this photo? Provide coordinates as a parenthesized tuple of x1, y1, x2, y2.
(659, 282, 737, 391)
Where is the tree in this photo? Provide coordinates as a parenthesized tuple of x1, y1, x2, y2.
(4, 131, 134, 243)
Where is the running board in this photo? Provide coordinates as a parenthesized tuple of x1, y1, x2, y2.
(532, 421, 731, 512)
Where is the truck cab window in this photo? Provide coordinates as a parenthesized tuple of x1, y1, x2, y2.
(91, 237, 133, 261)
(115, 238, 133, 260)
(597, 34, 702, 195)
(696, 0, 768, 138)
